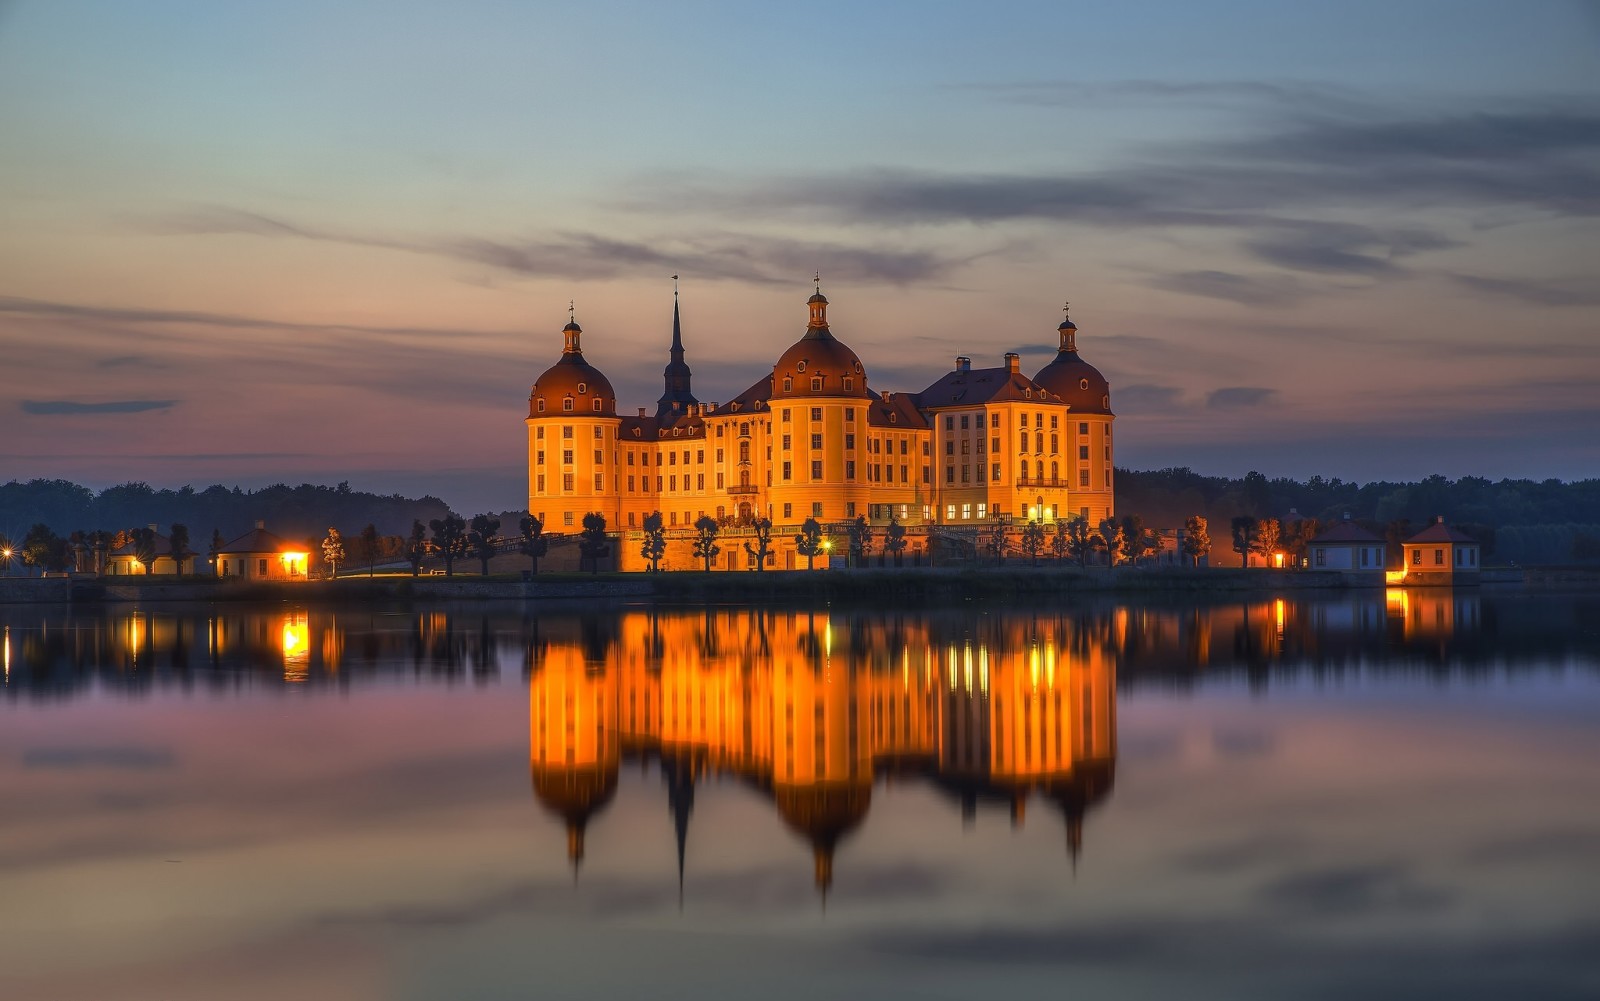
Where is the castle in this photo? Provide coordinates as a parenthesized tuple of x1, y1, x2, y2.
(526, 285, 1114, 567)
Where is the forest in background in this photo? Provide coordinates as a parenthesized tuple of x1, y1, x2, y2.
(1115, 469, 1600, 565)
(2, 470, 1598, 567)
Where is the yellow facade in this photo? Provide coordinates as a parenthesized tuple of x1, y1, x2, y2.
(526, 292, 1116, 559)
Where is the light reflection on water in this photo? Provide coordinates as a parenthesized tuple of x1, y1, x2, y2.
(0, 590, 1598, 1001)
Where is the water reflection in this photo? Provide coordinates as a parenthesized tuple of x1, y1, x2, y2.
(528, 610, 1117, 894)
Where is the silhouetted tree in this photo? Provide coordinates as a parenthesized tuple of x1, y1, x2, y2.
(1051, 520, 1071, 561)
(1283, 517, 1321, 566)
(1065, 517, 1096, 567)
(744, 517, 773, 570)
(693, 515, 721, 571)
(131, 527, 159, 575)
(168, 524, 192, 574)
(795, 517, 824, 570)
(22, 524, 69, 573)
(1021, 520, 1046, 566)
(207, 529, 224, 575)
(579, 513, 610, 573)
(884, 513, 907, 566)
(518, 515, 548, 574)
(1120, 514, 1152, 565)
(1181, 515, 1211, 567)
(846, 515, 872, 568)
(641, 512, 667, 571)
(322, 527, 345, 578)
(359, 523, 380, 576)
(429, 515, 467, 576)
(1098, 517, 1126, 566)
(468, 513, 500, 575)
(1231, 516, 1260, 568)
(1254, 518, 1282, 565)
(988, 517, 1010, 565)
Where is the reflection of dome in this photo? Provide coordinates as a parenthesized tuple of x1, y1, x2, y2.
(532, 762, 619, 869)
(1045, 758, 1116, 865)
(530, 320, 617, 417)
(774, 782, 872, 892)
(1032, 312, 1112, 415)
(770, 289, 874, 401)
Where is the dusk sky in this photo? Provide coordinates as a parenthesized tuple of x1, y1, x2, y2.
(3, 1, 1598, 516)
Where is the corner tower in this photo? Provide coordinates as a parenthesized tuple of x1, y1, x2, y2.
(1031, 304, 1115, 525)
(527, 308, 623, 534)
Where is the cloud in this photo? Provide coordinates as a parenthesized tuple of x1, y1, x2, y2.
(1256, 861, 1454, 916)
(1115, 384, 1186, 409)
(147, 206, 984, 287)
(1242, 221, 1459, 277)
(22, 746, 177, 769)
(962, 78, 1374, 116)
(1207, 387, 1276, 409)
(1451, 274, 1600, 306)
(20, 399, 177, 415)
(1146, 270, 1308, 306)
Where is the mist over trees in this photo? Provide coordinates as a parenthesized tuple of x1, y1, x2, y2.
(0, 479, 456, 541)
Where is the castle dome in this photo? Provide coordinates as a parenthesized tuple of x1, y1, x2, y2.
(770, 288, 874, 401)
(530, 318, 617, 417)
(1032, 308, 1112, 416)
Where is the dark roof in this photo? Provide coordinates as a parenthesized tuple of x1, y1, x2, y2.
(109, 531, 181, 557)
(868, 392, 929, 429)
(1309, 521, 1385, 544)
(913, 366, 1056, 409)
(1406, 522, 1479, 545)
(217, 527, 298, 554)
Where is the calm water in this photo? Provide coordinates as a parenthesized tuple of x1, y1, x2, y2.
(2, 591, 1598, 1001)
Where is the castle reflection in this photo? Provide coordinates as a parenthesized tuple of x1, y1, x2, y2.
(527, 609, 1118, 894)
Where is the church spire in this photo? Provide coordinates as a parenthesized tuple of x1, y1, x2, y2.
(656, 276, 699, 421)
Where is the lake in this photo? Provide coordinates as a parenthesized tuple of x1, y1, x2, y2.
(2, 589, 1598, 1000)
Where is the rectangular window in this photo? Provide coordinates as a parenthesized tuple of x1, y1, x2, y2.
(811, 433, 823, 450)
(946, 466, 955, 483)
(1050, 415, 1058, 429)
(594, 473, 604, 490)
(563, 473, 575, 491)
(563, 426, 573, 439)
(593, 427, 603, 439)
(562, 449, 573, 464)
(845, 433, 855, 450)
(716, 472, 724, 488)
(716, 448, 724, 462)
(1079, 445, 1089, 460)
(977, 462, 986, 478)
(1435, 548, 1445, 566)
(1360, 547, 1369, 567)
(782, 461, 792, 480)
(900, 464, 908, 482)
(784, 503, 793, 518)
(991, 437, 999, 454)
(962, 503, 971, 520)
(960, 415, 970, 429)
(537, 474, 546, 492)
(990, 413, 999, 428)
(1412, 550, 1422, 565)
(945, 415, 954, 431)
(1470, 549, 1476, 566)
(923, 466, 930, 483)
(811, 407, 822, 421)
(811, 460, 823, 478)
(1079, 422, 1088, 435)
(945, 441, 955, 455)
(536, 427, 545, 439)
(977, 503, 987, 519)
(991, 465, 1000, 482)
(670, 475, 678, 491)
(1316, 549, 1327, 567)
(1079, 470, 1089, 487)
(847, 502, 856, 517)
(946, 505, 956, 521)
(782, 434, 791, 450)
(845, 407, 855, 422)
(564, 512, 574, 526)
(846, 460, 856, 479)
(812, 502, 823, 517)
(536, 450, 545, 465)
(697, 473, 704, 489)
(697, 449, 704, 463)
(900, 440, 908, 455)
(657, 476, 663, 491)
(259, 558, 268, 575)
(1050, 434, 1058, 453)
(593, 449, 602, 463)
(961, 464, 970, 482)
(782, 409, 791, 423)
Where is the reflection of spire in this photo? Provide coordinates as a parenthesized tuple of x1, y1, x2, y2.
(663, 754, 698, 910)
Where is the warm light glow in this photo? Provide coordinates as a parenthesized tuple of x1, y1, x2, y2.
(1385, 570, 1407, 585)
(1273, 552, 1285, 568)
(3, 625, 9, 681)
(279, 552, 308, 577)
(1274, 598, 1286, 637)
(281, 613, 309, 680)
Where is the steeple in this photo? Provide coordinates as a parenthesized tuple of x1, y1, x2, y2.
(805, 273, 831, 336)
(563, 301, 582, 355)
(656, 277, 699, 421)
(1058, 301, 1078, 354)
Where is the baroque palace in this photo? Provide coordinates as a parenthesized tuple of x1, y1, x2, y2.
(526, 285, 1114, 568)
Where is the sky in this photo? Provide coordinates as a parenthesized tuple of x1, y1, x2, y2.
(1, 0, 1598, 516)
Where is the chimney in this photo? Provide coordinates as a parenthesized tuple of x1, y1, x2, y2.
(955, 356, 971, 373)
(147, 523, 157, 532)
(709, 402, 718, 412)
(1343, 511, 1351, 521)
(1435, 514, 1445, 525)
(880, 389, 890, 402)
(1004, 352, 1020, 374)
(255, 520, 265, 530)
(638, 407, 647, 418)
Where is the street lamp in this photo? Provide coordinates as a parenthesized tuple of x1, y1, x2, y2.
(1, 548, 11, 577)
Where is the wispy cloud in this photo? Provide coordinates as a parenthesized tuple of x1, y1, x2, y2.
(1145, 271, 1308, 306)
(1207, 387, 1277, 409)
(1451, 274, 1600, 306)
(960, 78, 1374, 116)
(21, 399, 177, 415)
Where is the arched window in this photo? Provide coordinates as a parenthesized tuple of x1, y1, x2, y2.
(811, 377, 823, 391)
(592, 398, 602, 412)
(783, 377, 793, 392)
(537, 399, 546, 413)
(1050, 460, 1059, 481)
(739, 441, 750, 462)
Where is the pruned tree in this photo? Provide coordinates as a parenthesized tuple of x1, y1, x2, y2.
(1231, 515, 1260, 568)
(1051, 520, 1071, 561)
(359, 523, 380, 576)
(1181, 515, 1211, 567)
(518, 515, 548, 575)
(1120, 514, 1152, 565)
(322, 527, 346, 578)
(579, 512, 610, 573)
(884, 512, 907, 566)
(795, 517, 824, 570)
(640, 512, 667, 571)
(131, 527, 159, 575)
(1020, 520, 1046, 566)
(428, 514, 467, 576)
(406, 519, 430, 577)
(168, 524, 192, 575)
(468, 513, 501, 575)
(692, 515, 721, 571)
(744, 517, 773, 571)
(846, 515, 873, 568)
(1098, 517, 1126, 567)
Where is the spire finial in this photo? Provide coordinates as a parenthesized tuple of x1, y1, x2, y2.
(672, 274, 679, 298)
(1063, 300, 1070, 319)
(568, 299, 575, 324)
(814, 271, 821, 295)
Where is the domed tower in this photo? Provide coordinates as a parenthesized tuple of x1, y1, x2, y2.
(656, 285, 699, 422)
(527, 309, 622, 537)
(767, 283, 877, 532)
(1032, 304, 1115, 525)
